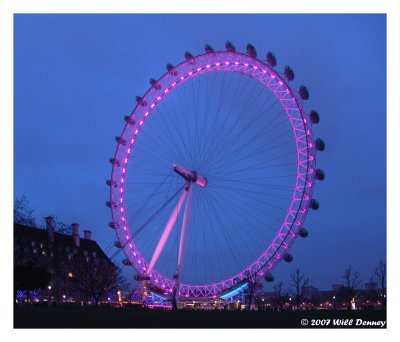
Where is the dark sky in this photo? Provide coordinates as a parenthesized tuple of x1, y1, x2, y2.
(14, 14, 386, 291)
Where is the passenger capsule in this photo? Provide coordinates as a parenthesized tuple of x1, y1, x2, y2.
(310, 199, 319, 210)
(115, 136, 126, 145)
(298, 228, 309, 238)
(109, 158, 120, 167)
(299, 85, 310, 100)
(226, 41, 236, 52)
(315, 138, 325, 151)
(106, 201, 116, 209)
(166, 63, 178, 75)
(315, 169, 325, 181)
(108, 221, 118, 229)
(185, 51, 195, 64)
(122, 258, 132, 266)
(309, 110, 320, 124)
(150, 78, 161, 90)
(284, 66, 295, 81)
(136, 96, 147, 106)
(264, 272, 275, 282)
(114, 241, 123, 248)
(106, 179, 117, 188)
(124, 115, 135, 125)
(205, 44, 214, 54)
(134, 274, 150, 281)
(266, 52, 277, 67)
(283, 253, 293, 262)
(246, 44, 257, 58)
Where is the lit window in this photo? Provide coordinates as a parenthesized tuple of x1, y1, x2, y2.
(68, 272, 73, 278)
(40, 242, 44, 248)
(31, 241, 36, 247)
(41, 250, 47, 256)
(33, 248, 38, 254)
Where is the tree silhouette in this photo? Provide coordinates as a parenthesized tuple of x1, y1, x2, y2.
(14, 196, 37, 227)
(289, 269, 308, 309)
(374, 261, 386, 308)
(341, 267, 361, 309)
(273, 281, 288, 310)
(72, 257, 122, 305)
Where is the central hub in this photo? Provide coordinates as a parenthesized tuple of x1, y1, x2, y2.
(173, 164, 207, 188)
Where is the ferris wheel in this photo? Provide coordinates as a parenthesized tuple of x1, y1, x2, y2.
(107, 42, 325, 303)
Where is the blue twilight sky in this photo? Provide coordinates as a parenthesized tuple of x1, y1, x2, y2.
(14, 14, 386, 290)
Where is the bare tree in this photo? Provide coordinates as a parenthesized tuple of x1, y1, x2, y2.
(374, 261, 386, 307)
(273, 281, 288, 310)
(341, 267, 361, 309)
(14, 196, 37, 227)
(289, 269, 308, 309)
(72, 257, 123, 305)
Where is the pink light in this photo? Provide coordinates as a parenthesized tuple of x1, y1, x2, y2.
(121, 178, 124, 183)
(253, 66, 257, 69)
(145, 112, 149, 117)
(234, 61, 239, 65)
(129, 244, 133, 248)
(164, 88, 169, 93)
(123, 226, 127, 231)
(151, 103, 155, 108)
(135, 129, 139, 134)
(124, 158, 128, 163)
(244, 63, 248, 66)
(133, 252, 136, 256)
(127, 148, 131, 153)
(197, 67, 201, 71)
(120, 198, 123, 202)
(122, 217, 125, 221)
(157, 96, 161, 100)
(180, 76, 184, 80)
(206, 64, 210, 68)
(172, 82, 176, 86)
(225, 61, 229, 65)
(120, 188, 124, 193)
(122, 168, 126, 173)
(126, 235, 129, 239)
(130, 139, 134, 143)
(189, 71, 192, 75)
(139, 120, 143, 125)
(262, 69, 266, 73)
(120, 208, 124, 212)
(215, 62, 220, 66)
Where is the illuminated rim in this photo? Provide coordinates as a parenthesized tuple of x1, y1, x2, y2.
(110, 51, 316, 299)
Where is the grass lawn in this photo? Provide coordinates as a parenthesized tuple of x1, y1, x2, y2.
(14, 306, 386, 329)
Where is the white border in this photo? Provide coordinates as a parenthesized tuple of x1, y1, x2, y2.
(1, 0, 398, 340)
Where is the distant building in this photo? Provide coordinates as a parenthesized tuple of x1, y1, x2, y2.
(14, 217, 116, 304)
